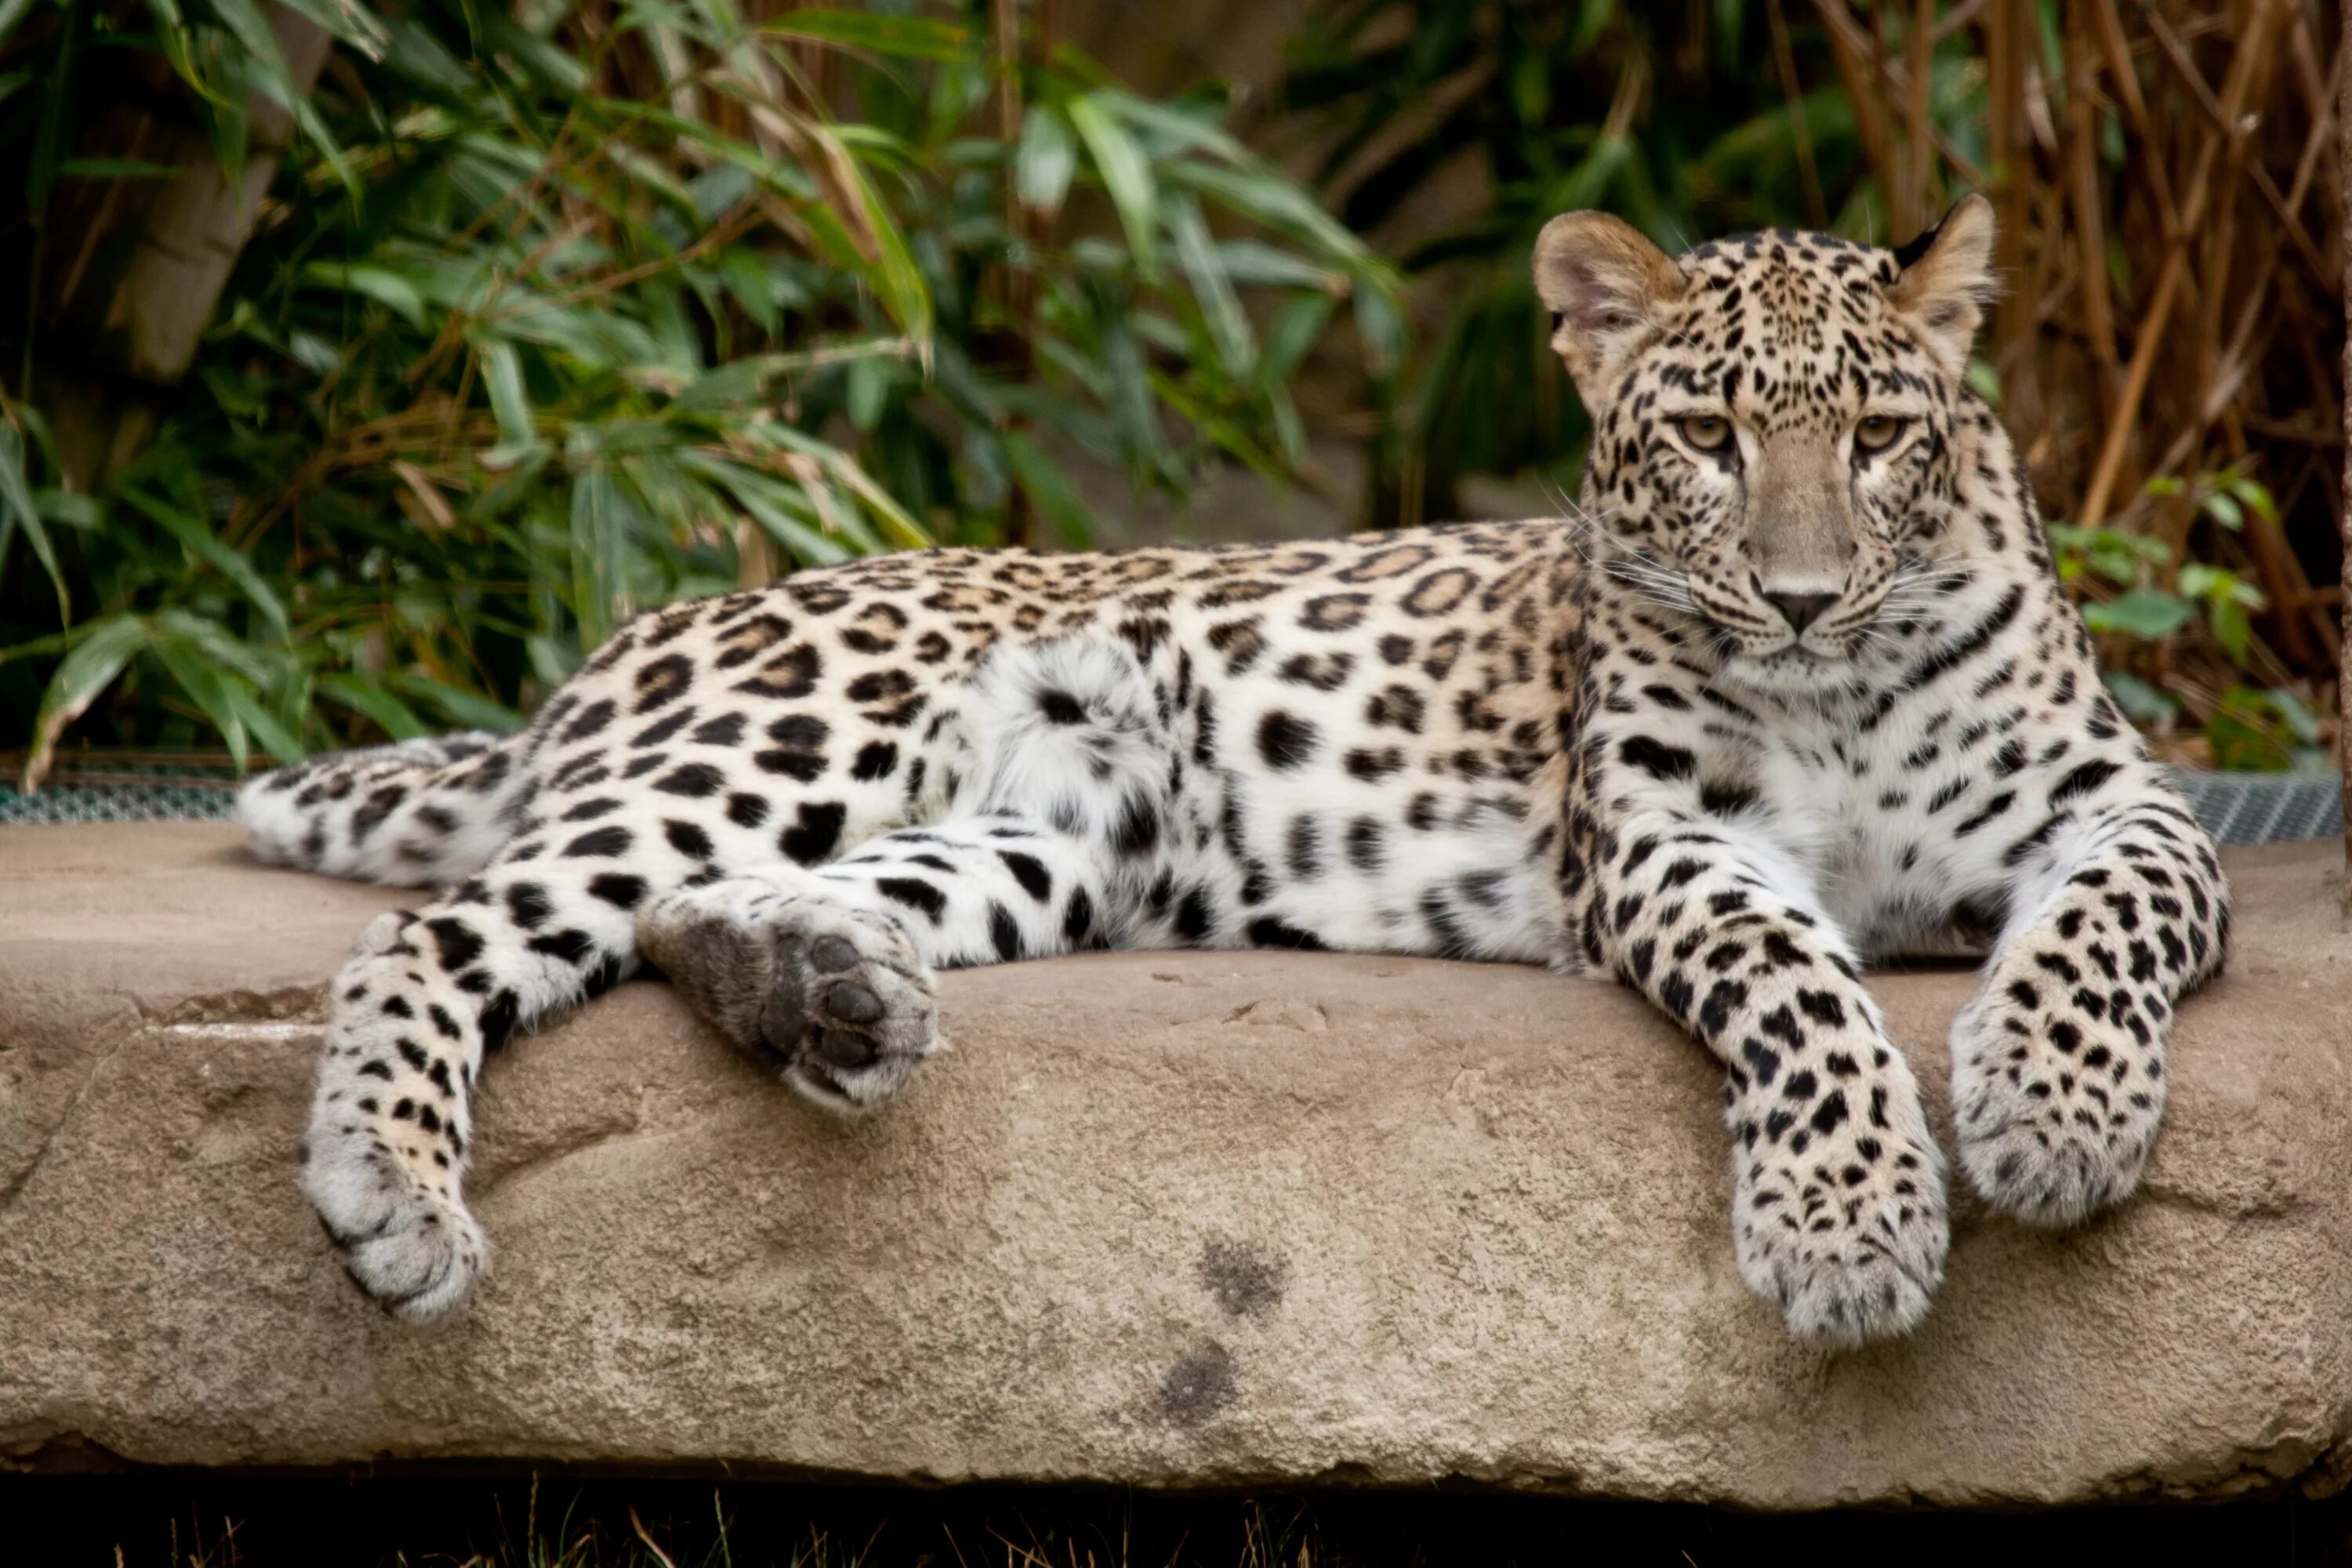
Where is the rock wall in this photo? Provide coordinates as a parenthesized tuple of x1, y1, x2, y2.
(2, 826, 2347, 1506)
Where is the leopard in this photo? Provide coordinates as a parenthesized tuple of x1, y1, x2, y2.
(239, 194, 2228, 1347)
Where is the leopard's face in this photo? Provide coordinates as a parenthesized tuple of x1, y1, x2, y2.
(1537, 203, 1995, 695)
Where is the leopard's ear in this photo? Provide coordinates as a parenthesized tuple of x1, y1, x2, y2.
(1888, 192, 1996, 376)
(1533, 212, 1684, 394)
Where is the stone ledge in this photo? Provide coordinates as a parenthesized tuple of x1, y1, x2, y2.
(0, 824, 2346, 1508)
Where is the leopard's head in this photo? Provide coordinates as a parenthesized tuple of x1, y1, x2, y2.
(1534, 196, 1997, 689)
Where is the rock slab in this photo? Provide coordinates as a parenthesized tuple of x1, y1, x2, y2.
(2, 825, 2347, 1507)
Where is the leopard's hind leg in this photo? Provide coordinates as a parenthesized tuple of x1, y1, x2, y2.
(239, 730, 529, 887)
(642, 635, 1178, 1112)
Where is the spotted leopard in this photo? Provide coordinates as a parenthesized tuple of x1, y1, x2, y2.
(241, 194, 2227, 1345)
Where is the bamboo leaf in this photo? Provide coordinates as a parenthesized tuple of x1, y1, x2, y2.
(299, 262, 429, 326)
(1067, 93, 1160, 281)
(318, 673, 430, 741)
(2083, 590, 2194, 641)
(1167, 191, 1253, 378)
(149, 627, 249, 771)
(1015, 104, 1078, 215)
(223, 681, 306, 765)
(0, 423, 67, 623)
(760, 9, 972, 60)
(479, 340, 539, 452)
(24, 615, 145, 789)
(115, 486, 292, 643)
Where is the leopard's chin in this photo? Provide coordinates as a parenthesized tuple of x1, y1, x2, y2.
(1715, 644, 1867, 699)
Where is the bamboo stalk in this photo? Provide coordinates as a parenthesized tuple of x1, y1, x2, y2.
(1766, 0, 1829, 229)
(2077, 0, 2285, 527)
(2063, 4, 2124, 426)
(2339, 0, 2351, 908)
(1904, 0, 1934, 235)
(1813, 0, 1905, 224)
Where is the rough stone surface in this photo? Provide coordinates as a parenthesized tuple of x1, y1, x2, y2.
(1, 824, 2347, 1507)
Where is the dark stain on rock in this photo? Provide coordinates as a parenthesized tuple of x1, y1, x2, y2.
(1198, 1238, 1287, 1319)
(1158, 1342, 1236, 1424)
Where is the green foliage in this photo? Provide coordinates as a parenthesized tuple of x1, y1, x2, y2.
(1278, 2, 1975, 517)
(2051, 469, 2321, 773)
(0, 0, 1396, 779)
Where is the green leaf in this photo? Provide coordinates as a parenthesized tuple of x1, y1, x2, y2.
(223, 681, 305, 765)
(387, 673, 526, 733)
(1257, 292, 1336, 390)
(1353, 282, 1404, 378)
(2082, 589, 2194, 641)
(115, 485, 291, 642)
(1166, 160, 1370, 266)
(1167, 192, 1252, 377)
(568, 459, 633, 652)
(2266, 685, 2323, 746)
(150, 626, 249, 771)
(2100, 670, 2177, 724)
(761, 9, 972, 60)
(318, 672, 430, 742)
(209, 0, 355, 187)
(839, 146, 934, 344)
(2176, 563, 2232, 601)
(2205, 691, 2293, 772)
(1015, 103, 1078, 215)
(24, 614, 145, 788)
(2199, 490, 2244, 530)
(479, 340, 539, 452)
(270, 0, 390, 58)
(299, 262, 429, 327)
(1067, 93, 1160, 282)
(0, 423, 67, 622)
(2230, 476, 2278, 524)
(2208, 596, 2252, 666)
(54, 158, 184, 180)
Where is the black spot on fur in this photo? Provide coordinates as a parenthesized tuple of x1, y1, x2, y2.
(1249, 917, 1327, 951)
(655, 762, 724, 797)
(505, 883, 551, 929)
(1061, 886, 1095, 945)
(781, 802, 847, 865)
(1256, 710, 1317, 769)
(989, 902, 1022, 961)
(588, 873, 646, 909)
(424, 917, 484, 972)
(563, 826, 633, 858)
(1617, 735, 1696, 782)
(632, 654, 692, 713)
(998, 850, 1052, 902)
(877, 877, 946, 921)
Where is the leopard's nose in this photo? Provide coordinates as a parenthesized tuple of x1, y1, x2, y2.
(1763, 590, 1838, 633)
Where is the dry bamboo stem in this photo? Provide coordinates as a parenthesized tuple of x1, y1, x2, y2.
(2078, 0, 2285, 526)
(2339, 0, 2350, 911)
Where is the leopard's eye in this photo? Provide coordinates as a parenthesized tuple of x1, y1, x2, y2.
(1854, 414, 1906, 453)
(1677, 415, 1732, 452)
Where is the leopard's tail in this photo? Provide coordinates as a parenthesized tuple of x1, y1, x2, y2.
(238, 729, 532, 888)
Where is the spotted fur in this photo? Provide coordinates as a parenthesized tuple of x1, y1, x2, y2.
(245, 197, 2226, 1345)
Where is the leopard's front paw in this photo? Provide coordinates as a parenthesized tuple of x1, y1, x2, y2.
(1736, 1166, 1948, 1348)
(1951, 980, 2165, 1226)
(641, 878, 939, 1116)
(300, 1122, 487, 1324)
(1730, 1065, 1948, 1348)
(762, 902, 940, 1115)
